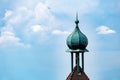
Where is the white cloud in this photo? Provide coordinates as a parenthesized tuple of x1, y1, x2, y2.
(52, 30, 70, 35)
(31, 25, 44, 32)
(96, 26, 116, 34)
(2, 2, 56, 46)
(0, 26, 30, 48)
(4, 10, 13, 19)
(35, 2, 49, 19)
(33, 2, 55, 27)
(4, 7, 33, 26)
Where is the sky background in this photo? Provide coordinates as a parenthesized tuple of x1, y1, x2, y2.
(0, 0, 120, 80)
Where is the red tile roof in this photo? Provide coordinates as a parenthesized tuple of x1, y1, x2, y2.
(66, 66, 89, 80)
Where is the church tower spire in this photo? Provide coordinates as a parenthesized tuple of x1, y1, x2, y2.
(66, 14, 89, 80)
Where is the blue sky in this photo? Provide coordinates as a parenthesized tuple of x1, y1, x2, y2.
(0, 0, 120, 80)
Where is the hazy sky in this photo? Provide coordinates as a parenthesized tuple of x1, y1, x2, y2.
(0, 0, 120, 80)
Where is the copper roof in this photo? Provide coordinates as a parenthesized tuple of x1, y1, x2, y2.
(66, 66, 89, 80)
(66, 14, 88, 50)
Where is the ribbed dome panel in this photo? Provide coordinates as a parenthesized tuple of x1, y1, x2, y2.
(67, 25, 88, 50)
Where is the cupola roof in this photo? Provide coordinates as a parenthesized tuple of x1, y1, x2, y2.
(66, 14, 88, 51)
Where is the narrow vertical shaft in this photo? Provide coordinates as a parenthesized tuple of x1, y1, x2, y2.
(71, 52, 73, 72)
(82, 52, 84, 72)
(77, 53, 80, 74)
(78, 53, 80, 73)
(76, 53, 77, 65)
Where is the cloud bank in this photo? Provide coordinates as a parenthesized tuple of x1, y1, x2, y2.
(0, 2, 55, 47)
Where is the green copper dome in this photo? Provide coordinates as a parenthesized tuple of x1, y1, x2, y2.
(66, 15, 88, 50)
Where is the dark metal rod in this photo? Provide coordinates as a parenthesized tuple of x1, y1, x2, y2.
(77, 53, 80, 74)
(76, 53, 77, 65)
(78, 53, 80, 73)
(82, 52, 84, 72)
(71, 52, 73, 72)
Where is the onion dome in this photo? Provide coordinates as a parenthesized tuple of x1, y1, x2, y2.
(66, 14, 88, 50)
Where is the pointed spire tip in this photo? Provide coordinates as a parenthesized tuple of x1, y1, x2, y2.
(75, 12, 79, 24)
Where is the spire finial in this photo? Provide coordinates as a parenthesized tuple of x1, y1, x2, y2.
(75, 12, 79, 24)
(76, 12, 78, 21)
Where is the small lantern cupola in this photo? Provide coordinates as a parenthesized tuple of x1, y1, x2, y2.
(66, 13, 89, 80)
